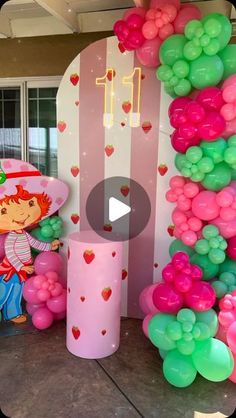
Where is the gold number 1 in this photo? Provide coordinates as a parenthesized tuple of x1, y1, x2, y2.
(96, 68, 115, 129)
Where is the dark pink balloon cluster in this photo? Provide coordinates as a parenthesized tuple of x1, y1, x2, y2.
(152, 252, 216, 314)
(169, 88, 226, 153)
(113, 0, 201, 68)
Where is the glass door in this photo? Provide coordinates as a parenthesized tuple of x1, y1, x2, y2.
(0, 86, 21, 159)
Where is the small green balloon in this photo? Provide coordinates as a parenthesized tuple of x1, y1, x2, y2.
(189, 54, 224, 89)
(191, 171, 205, 182)
(224, 147, 236, 166)
(202, 13, 232, 50)
(194, 322, 211, 340)
(202, 162, 231, 191)
(203, 18, 221, 38)
(212, 281, 228, 298)
(208, 248, 226, 264)
(190, 253, 219, 280)
(228, 135, 236, 147)
(194, 309, 218, 337)
(202, 225, 219, 239)
(204, 38, 220, 56)
(41, 225, 53, 239)
(184, 41, 202, 61)
(176, 338, 196, 355)
(192, 338, 234, 382)
(175, 153, 186, 171)
(172, 60, 189, 78)
(177, 309, 196, 324)
(218, 45, 236, 79)
(195, 239, 210, 255)
(219, 257, 236, 275)
(166, 321, 182, 341)
(197, 157, 214, 174)
(174, 78, 192, 97)
(186, 146, 202, 163)
(185, 19, 203, 40)
(169, 240, 195, 257)
(156, 64, 173, 82)
(163, 350, 197, 388)
(160, 34, 187, 66)
(148, 314, 176, 351)
(220, 272, 236, 286)
(200, 139, 226, 164)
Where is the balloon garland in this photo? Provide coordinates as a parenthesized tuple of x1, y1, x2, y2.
(114, 0, 236, 387)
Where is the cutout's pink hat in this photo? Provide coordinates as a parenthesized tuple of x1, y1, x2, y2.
(0, 159, 69, 219)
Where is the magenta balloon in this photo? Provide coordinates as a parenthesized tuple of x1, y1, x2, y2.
(196, 87, 225, 112)
(198, 112, 226, 141)
(123, 7, 146, 20)
(139, 284, 159, 314)
(113, 20, 129, 41)
(222, 118, 236, 138)
(46, 289, 66, 314)
(152, 283, 183, 314)
(136, 38, 161, 68)
(126, 14, 144, 30)
(23, 277, 41, 304)
(128, 29, 145, 49)
(142, 313, 154, 338)
(53, 311, 66, 321)
(168, 97, 191, 118)
(171, 130, 200, 153)
(192, 191, 220, 221)
(26, 302, 46, 316)
(212, 217, 236, 239)
(174, 5, 201, 33)
(34, 251, 63, 275)
(185, 282, 216, 311)
(227, 236, 236, 260)
(174, 273, 192, 293)
(150, 0, 180, 10)
(32, 307, 54, 330)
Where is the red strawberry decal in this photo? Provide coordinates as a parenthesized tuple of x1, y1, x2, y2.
(121, 122, 125, 127)
(70, 73, 79, 86)
(118, 42, 126, 53)
(141, 74, 145, 80)
(104, 224, 112, 232)
(57, 121, 66, 133)
(107, 69, 116, 81)
(142, 121, 152, 134)
(154, 263, 158, 268)
(68, 287, 71, 293)
(122, 269, 128, 280)
(68, 247, 70, 260)
(75, 100, 80, 106)
(120, 185, 129, 197)
(80, 296, 85, 302)
(71, 166, 80, 177)
(167, 225, 175, 237)
(112, 251, 116, 257)
(83, 250, 95, 264)
(158, 164, 168, 176)
(102, 287, 112, 301)
(72, 326, 80, 340)
(71, 214, 80, 224)
(122, 101, 132, 114)
(101, 329, 107, 336)
(105, 145, 114, 157)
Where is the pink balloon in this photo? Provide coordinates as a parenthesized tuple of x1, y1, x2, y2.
(113, 20, 129, 41)
(198, 112, 226, 141)
(212, 217, 236, 239)
(23, 278, 41, 304)
(152, 283, 183, 314)
(174, 4, 201, 34)
(216, 190, 234, 207)
(229, 352, 236, 383)
(53, 311, 66, 321)
(216, 323, 227, 344)
(123, 7, 146, 20)
(222, 117, 236, 138)
(142, 20, 158, 40)
(174, 273, 192, 293)
(150, 0, 180, 10)
(46, 289, 66, 314)
(227, 236, 236, 260)
(45, 271, 58, 282)
(37, 289, 51, 302)
(172, 251, 189, 270)
(34, 251, 63, 275)
(32, 307, 54, 330)
(33, 275, 46, 290)
(181, 230, 198, 246)
(159, 22, 174, 40)
(139, 284, 159, 314)
(169, 97, 192, 118)
(227, 322, 236, 354)
(50, 282, 63, 297)
(128, 29, 145, 49)
(221, 103, 236, 121)
(142, 313, 154, 338)
(26, 302, 45, 316)
(171, 130, 200, 153)
(222, 85, 236, 104)
(185, 282, 216, 311)
(185, 102, 205, 124)
(222, 74, 236, 90)
(219, 310, 236, 329)
(196, 87, 225, 112)
(136, 37, 161, 67)
(192, 191, 220, 221)
(126, 14, 144, 30)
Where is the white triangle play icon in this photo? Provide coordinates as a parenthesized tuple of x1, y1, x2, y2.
(109, 197, 131, 222)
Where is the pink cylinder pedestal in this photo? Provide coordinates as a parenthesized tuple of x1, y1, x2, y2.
(66, 231, 123, 359)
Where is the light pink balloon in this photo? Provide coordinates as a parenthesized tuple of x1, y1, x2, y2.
(46, 289, 66, 313)
(123, 7, 146, 20)
(222, 74, 236, 90)
(142, 313, 154, 338)
(229, 352, 236, 383)
(136, 37, 161, 67)
(159, 22, 174, 40)
(222, 118, 236, 138)
(212, 217, 236, 239)
(23, 278, 41, 304)
(216, 323, 228, 344)
(192, 191, 220, 221)
(221, 103, 236, 121)
(183, 182, 199, 198)
(139, 284, 159, 315)
(174, 5, 201, 34)
(227, 322, 236, 354)
(142, 20, 158, 40)
(34, 251, 63, 275)
(32, 307, 54, 330)
(26, 302, 46, 316)
(53, 311, 66, 321)
(181, 230, 197, 246)
(150, 0, 180, 10)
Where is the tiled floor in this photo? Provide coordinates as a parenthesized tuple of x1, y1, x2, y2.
(0, 319, 235, 418)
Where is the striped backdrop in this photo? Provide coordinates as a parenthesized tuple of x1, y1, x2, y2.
(57, 36, 178, 318)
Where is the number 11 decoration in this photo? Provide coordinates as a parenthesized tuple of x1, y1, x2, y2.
(96, 67, 142, 129)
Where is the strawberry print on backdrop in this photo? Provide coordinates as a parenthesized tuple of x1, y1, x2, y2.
(57, 36, 177, 318)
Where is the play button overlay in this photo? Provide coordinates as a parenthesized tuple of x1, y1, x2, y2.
(109, 197, 131, 222)
(86, 176, 151, 241)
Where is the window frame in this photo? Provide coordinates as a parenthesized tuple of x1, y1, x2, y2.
(0, 76, 61, 162)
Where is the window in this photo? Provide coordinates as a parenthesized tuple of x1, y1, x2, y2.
(0, 78, 60, 177)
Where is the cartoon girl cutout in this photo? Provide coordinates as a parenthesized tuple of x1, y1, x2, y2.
(0, 159, 68, 324)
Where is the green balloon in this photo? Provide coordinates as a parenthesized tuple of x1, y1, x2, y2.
(189, 54, 224, 89)
(186, 146, 202, 163)
(148, 314, 176, 351)
(192, 338, 234, 382)
(185, 19, 203, 40)
(194, 309, 218, 337)
(184, 41, 202, 61)
(169, 240, 195, 257)
(194, 322, 211, 341)
(202, 225, 219, 239)
(200, 139, 226, 164)
(208, 248, 225, 264)
(212, 280, 227, 298)
(174, 79, 191, 97)
(195, 239, 210, 255)
(41, 225, 53, 239)
(202, 162, 231, 191)
(197, 157, 214, 174)
(156, 64, 173, 82)
(31, 228, 52, 243)
(177, 309, 195, 324)
(159, 349, 168, 360)
(159, 35, 187, 66)
(166, 321, 182, 341)
(175, 153, 186, 171)
(190, 253, 219, 280)
(202, 13, 232, 50)
(172, 60, 189, 78)
(163, 350, 197, 388)
(220, 272, 236, 286)
(224, 147, 236, 166)
(204, 38, 220, 56)
(219, 257, 236, 275)
(176, 338, 196, 355)
(218, 45, 236, 79)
